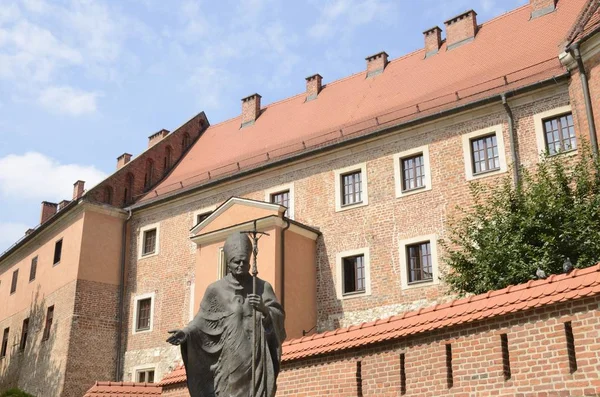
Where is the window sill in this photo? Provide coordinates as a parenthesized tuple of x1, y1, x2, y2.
(337, 201, 367, 213)
(139, 252, 158, 260)
(468, 167, 505, 181)
(403, 279, 435, 290)
(133, 328, 152, 335)
(340, 290, 369, 300)
(53, 262, 60, 267)
(546, 148, 577, 157)
(29, 279, 35, 283)
(397, 184, 431, 198)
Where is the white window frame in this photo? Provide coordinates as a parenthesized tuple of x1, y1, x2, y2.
(192, 205, 217, 228)
(138, 223, 160, 260)
(264, 183, 295, 220)
(533, 105, 576, 157)
(393, 145, 432, 198)
(218, 247, 227, 280)
(399, 234, 440, 290)
(132, 292, 155, 334)
(334, 162, 369, 212)
(189, 282, 196, 322)
(335, 247, 371, 300)
(132, 363, 158, 383)
(461, 124, 508, 181)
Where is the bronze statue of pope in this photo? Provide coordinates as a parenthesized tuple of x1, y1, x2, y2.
(167, 232, 286, 397)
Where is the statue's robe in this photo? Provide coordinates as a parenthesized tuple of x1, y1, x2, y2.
(181, 274, 286, 397)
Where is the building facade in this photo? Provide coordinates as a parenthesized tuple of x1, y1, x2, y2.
(2, 0, 600, 396)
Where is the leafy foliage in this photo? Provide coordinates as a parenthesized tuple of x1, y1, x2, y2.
(0, 389, 36, 397)
(442, 147, 600, 295)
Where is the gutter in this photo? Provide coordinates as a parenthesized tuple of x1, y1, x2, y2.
(128, 73, 571, 212)
(116, 208, 132, 381)
(569, 42, 599, 156)
(501, 94, 520, 186)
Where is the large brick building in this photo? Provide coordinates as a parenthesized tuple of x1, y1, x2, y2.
(2, 0, 600, 396)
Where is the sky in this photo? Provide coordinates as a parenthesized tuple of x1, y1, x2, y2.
(0, 0, 529, 253)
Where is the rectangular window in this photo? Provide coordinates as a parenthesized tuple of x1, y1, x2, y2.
(42, 306, 54, 341)
(406, 242, 432, 284)
(142, 229, 157, 256)
(136, 298, 152, 332)
(196, 212, 212, 225)
(341, 171, 362, 206)
(564, 321, 577, 373)
(20, 318, 29, 351)
(342, 255, 365, 295)
(53, 239, 63, 265)
(137, 369, 155, 383)
(29, 256, 38, 282)
(1, 328, 8, 358)
(544, 113, 576, 155)
(270, 190, 290, 210)
(401, 154, 425, 191)
(471, 134, 499, 175)
(501, 333, 511, 380)
(10, 269, 18, 294)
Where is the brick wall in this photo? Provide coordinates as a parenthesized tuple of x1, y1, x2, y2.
(277, 296, 600, 396)
(121, 85, 579, 376)
(0, 281, 77, 397)
(62, 279, 119, 397)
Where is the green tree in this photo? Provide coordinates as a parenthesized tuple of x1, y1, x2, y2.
(442, 147, 600, 295)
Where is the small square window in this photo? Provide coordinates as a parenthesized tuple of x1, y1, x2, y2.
(53, 239, 63, 265)
(470, 134, 499, 175)
(543, 113, 576, 155)
(43, 306, 54, 341)
(29, 257, 38, 282)
(196, 212, 212, 225)
(10, 269, 18, 294)
(401, 154, 425, 192)
(142, 229, 157, 256)
(406, 241, 433, 284)
(1, 328, 8, 358)
(270, 190, 290, 211)
(342, 255, 365, 295)
(20, 318, 29, 351)
(341, 170, 362, 206)
(137, 369, 155, 383)
(136, 298, 152, 332)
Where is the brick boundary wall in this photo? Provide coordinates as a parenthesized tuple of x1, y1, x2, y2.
(276, 296, 600, 397)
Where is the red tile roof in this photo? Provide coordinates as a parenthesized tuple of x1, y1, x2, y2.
(282, 264, 600, 362)
(139, 0, 587, 205)
(83, 381, 161, 397)
(565, 0, 600, 44)
(157, 365, 187, 387)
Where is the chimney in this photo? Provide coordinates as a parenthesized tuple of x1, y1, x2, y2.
(148, 129, 170, 148)
(73, 180, 85, 200)
(58, 200, 71, 211)
(305, 74, 323, 101)
(530, 0, 556, 18)
(365, 51, 388, 77)
(241, 93, 262, 127)
(444, 10, 478, 50)
(40, 201, 58, 224)
(117, 153, 132, 170)
(423, 26, 442, 57)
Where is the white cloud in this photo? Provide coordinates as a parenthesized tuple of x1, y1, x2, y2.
(0, 152, 107, 201)
(0, 221, 31, 253)
(38, 86, 100, 115)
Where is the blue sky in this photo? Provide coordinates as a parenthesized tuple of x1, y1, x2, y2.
(0, 0, 528, 253)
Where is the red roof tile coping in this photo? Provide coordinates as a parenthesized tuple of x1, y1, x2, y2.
(138, 0, 588, 205)
(83, 381, 162, 396)
(281, 264, 600, 362)
(157, 365, 187, 387)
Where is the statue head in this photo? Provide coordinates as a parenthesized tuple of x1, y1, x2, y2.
(223, 232, 252, 278)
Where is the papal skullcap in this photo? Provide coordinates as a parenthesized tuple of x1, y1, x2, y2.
(223, 232, 252, 262)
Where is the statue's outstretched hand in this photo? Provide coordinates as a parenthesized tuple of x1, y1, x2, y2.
(167, 329, 187, 345)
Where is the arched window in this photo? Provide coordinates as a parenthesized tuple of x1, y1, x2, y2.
(182, 133, 191, 151)
(144, 159, 155, 190)
(103, 186, 113, 205)
(124, 173, 134, 205)
(164, 146, 172, 175)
